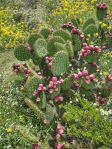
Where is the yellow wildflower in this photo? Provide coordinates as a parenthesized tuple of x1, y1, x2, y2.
(86, 38, 89, 40)
(108, 26, 111, 29)
(21, 86, 24, 90)
(7, 127, 12, 133)
(87, 34, 90, 37)
(95, 33, 98, 36)
(58, 105, 62, 108)
(0, 99, 2, 102)
(37, 117, 40, 119)
(19, 115, 23, 119)
(99, 21, 102, 24)
(104, 72, 107, 75)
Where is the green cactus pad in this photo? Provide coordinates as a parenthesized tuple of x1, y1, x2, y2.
(28, 33, 43, 50)
(25, 76, 42, 97)
(84, 24, 97, 40)
(79, 76, 96, 90)
(99, 88, 111, 97)
(37, 91, 46, 109)
(51, 51, 69, 76)
(83, 50, 100, 63)
(82, 17, 96, 32)
(34, 38, 48, 58)
(54, 42, 68, 55)
(24, 97, 46, 121)
(45, 104, 55, 125)
(47, 36, 65, 56)
(96, 7, 107, 20)
(101, 18, 109, 32)
(71, 17, 78, 28)
(65, 40, 74, 58)
(49, 84, 61, 99)
(39, 27, 52, 40)
(14, 123, 40, 144)
(72, 34, 82, 51)
(31, 50, 42, 65)
(52, 29, 72, 42)
(61, 75, 74, 90)
(14, 44, 31, 61)
(79, 87, 96, 102)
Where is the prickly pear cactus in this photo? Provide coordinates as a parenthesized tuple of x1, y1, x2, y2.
(14, 124, 40, 144)
(54, 42, 68, 53)
(82, 17, 96, 32)
(28, 33, 43, 50)
(24, 97, 46, 121)
(71, 17, 78, 28)
(52, 29, 72, 42)
(39, 27, 52, 40)
(51, 51, 69, 76)
(65, 40, 74, 58)
(96, 4, 107, 20)
(61, 74, 74, 90)
(14, 44, 31, 61)
(72, 34, 82, 52)
(34, 38, 48, 58)
(101, 18, 109, 32)
(47, 36, 65, 56)
(30, 50, 42, 65)
(84, 24, 97, 41)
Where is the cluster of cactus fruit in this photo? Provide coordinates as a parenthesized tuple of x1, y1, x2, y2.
(12, 2, 112, 149)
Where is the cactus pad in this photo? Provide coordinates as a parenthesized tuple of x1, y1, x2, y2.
(34, 38, 48, 58)
(72, 34, 82, 51)
(45, 104, 55, 125)
(51, 51, 69, 76)
(82, 17, 96, 32)
(79, 87, 96, 102)
(14, 123, 40, 144)
(31, 50, 42, 65)
(24, 97, 46, 121)
(96, 7, 107, 20)
(47, 36, 65, 56)
(101, 18, 109, 32)
(25, 76, 42, 97)
(37, 91, 46, 109)
(28, 33, 43, 50)
(39, 27, 52, 40)
(84, 24, 97, 40)
(71, 17, 78, 28)
(54, 42, 68, 55)
(14, 44, 31, 61)
(61, 75, 74, 90)
(83, 50, 100, 63)
(53, 29, 72, 42)
(65, 40, 74, 58)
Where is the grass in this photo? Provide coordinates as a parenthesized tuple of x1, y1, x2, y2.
(0, 0, 112, 148)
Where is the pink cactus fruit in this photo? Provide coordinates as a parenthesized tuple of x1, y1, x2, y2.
(85, 79, 91, 84)
(14, 64, 20, 67)
(48, 62, 52, 67)
(92, 61, 96, 65)
(38, 72, 42, 76)
(52, 77, 57, 83)
(59, 128, 64, 135)
(54, 143, 58, 147)
(38, 84, 43, 89)
(49, 89, 54, 94)
(25, 42, 29, 46)
(24, 68, 28, 73)
(89, 74, 95, 80)
(58, 96, 63, 101)
(70, 137, 73, 142)
(14, 69, 19, 72)
(38, 87, 43, 92)
(33, 91, 38, 96)
(25, 74, 29, 77)
(82, 70, 88, 76)
(43, 87, 46, 91)
(23, 63, 26, 67)
(36, 98, 41, 102)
